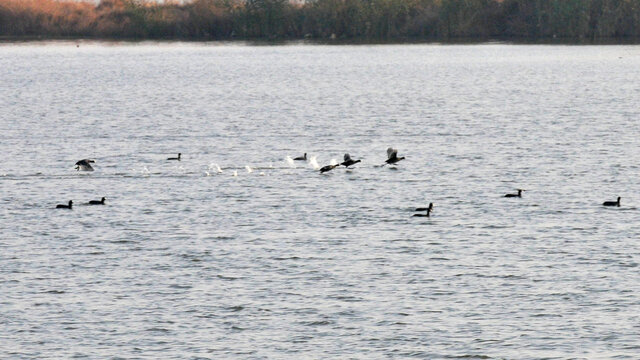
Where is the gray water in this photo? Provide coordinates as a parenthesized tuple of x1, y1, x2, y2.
(1, 42, 639, 359)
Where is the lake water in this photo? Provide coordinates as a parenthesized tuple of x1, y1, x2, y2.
(1, 42, 639, 359)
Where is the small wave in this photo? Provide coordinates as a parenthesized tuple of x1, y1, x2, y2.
(303, 320, 333, 326)
(226, 305, 244, 312)
(43, 290, 65, 294)
(145, 327, 170, 333)
(217, 275, 239, 280)
(169, 284, 192, 289)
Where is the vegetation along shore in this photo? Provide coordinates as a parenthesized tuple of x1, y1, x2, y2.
(1, 0, 639, 41)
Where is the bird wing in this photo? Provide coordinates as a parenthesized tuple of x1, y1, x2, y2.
(75, 159, 94, 171)
(76, 159, 95, 165)
(387, 148, 397, 159)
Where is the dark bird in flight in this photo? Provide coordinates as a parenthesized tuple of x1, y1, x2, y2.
(340, 153, 361, 168)
(320, 164, 340, 174)
(384, 147, 405, 165)
(75, 159, 95, 171)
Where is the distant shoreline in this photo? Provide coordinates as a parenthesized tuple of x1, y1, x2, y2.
(3, 0, 640, 44)
(2, 36, 640, 46)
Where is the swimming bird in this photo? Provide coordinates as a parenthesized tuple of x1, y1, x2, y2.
(340, 153, 361, 168)
(56, 200, 73, 209)
(293, 153, 307, 161)
(167, 153, 181, 161)
(415, 202, 433, 212)
(413, 203, 433, 217)
(504, 189, 524, 198)
(88, 197, 105, 205)
(603, 197, 621, 207)
(384, 147, 405, 165)
(320, 164, 339, 174)
(75, 159, 95, 171)
(413, 208, 432, 217)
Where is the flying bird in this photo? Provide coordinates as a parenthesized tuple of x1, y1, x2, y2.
(384, 147, 405, 165)
(340, 153, 361, 168)
(75, 159, 95, 171)
(319, 164, 340, 174)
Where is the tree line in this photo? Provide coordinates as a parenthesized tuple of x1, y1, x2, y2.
(0, 0, 638, 40)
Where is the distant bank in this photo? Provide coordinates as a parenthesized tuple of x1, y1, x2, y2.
(1, 0, 639, 41)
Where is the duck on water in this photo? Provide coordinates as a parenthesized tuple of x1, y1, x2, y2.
(504, 189, 525, 198)
(56, 200, 72, 209)
(413, 203, 433, 217)
(167, 153, 181, 161)
(89, 197, 106, 205)
(293, 153, 307, 161)
(603, 197, 621, 207)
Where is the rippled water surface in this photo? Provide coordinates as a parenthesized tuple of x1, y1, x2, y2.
(1, 42, 640, 359)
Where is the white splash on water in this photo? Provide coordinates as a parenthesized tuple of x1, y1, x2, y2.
(285, 156, 295, 167)
(308, 156, 320, 170)
(208, 163, 223, 173)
